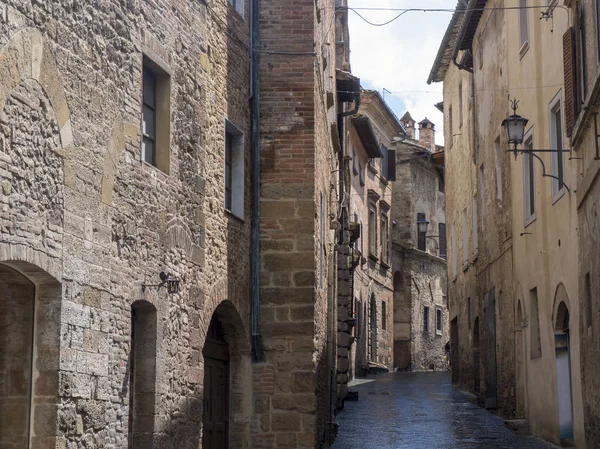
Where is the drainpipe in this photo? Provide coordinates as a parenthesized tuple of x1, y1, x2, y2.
(250, 0, 264, 362)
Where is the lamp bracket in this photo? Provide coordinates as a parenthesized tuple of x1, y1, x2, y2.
(142, 272, 181, 294)
(507, 149, 571, 193)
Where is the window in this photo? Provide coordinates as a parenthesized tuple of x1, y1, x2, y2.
(523, 131, 535, 224)
(530, 288, 542, 359)
(462, 208, 468, 263)
(479, 164, 485, 230)
(436, 306, 443, 335)
(129, 301, 158, 447)
(381, 211, 389, 263)
(368, 205, 378, 258)
(519, 0, 529, 51)
(228, 0, 244, 16)
(549, 93, 565, 201)
(586, 272, 592, 328)
(494, 137, 503, 204)
(142, 59, 171, 173)
(438, 175, 445, 192)
(360, 221, 364, 255)
(353, 213, 359, 250)
(467, 297, 472, 329)
(319, 192, 324, 287)
(369, 158, 375, 168)
(448, 105, 453, 147)
(381, 148, 397, 181)
(382, 301, 387, 330)
(417, 213, 426, 251)
(352, 149, 358, 175)
(224, 120, 245, 218)
(451, 226, 457, 278)
(439, 223, 447, 259)
(458, 82, 463, 127)
(423, 306, 430, 333)
(359, 163, 365, 186)
(472, 197, 478, 255)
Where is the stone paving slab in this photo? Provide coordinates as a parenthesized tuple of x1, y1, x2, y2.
(332, 372, 560, 449)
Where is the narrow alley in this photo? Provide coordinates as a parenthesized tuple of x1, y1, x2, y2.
(332, 373, 559, 449)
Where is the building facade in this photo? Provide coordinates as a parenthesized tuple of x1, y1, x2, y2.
(429, 0, 586, 446)
(347, 91, 397, 377)
(392, 114, 448, 373)
(0, 0, 354, 448)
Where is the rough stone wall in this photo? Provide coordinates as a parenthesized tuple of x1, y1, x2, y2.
(257, 0, 339, 447)
(0, 1, 253, 447)
(390, 143, 448, 372)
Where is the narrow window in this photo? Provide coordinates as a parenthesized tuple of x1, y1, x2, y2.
(141, 59, 171, 173)
(353, 212, 359, 250)
(494, 137, 503, 204)
(458, 82, 463, 127)
(359, 163, 365, 186)
(586, 272, 593, 328)
(438, 175, 445, 192)
(439, 223, 447, 259)
(319, 192, 324, 287)
(129, 301, 157, 449)
(550, 94, 565, 200)
(369, 205, 377, 258)
(523, 133, 536, 224)
(462, 207, 468, 263)
(352, 149, 358, 174)
(467, 297, 472, 329)
(519, 0, 529, 50)
(472, 197, 479, 255)
(530, 288, 542, 359)
(227, 0, 244, 16)
(423, 306, 430, 333)
(382, 301, 387, 330)
(451, 226, 457, 278)
(436, 306, 443, 335)
(224, 119, 245, 218)
(360, 221, 364, 255)
(417, 212, 426, 251)
(448, 105, 453, 147)
(381, 211, 389, 263)
(479, 164, 485, 230)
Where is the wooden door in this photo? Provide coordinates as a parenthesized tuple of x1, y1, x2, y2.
(483, 289, 498, 409)
(203, 318, 230, 449)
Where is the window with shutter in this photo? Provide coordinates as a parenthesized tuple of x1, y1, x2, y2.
(387, 149, 396, 181)
(563, 27, 577, 137)
(439, 223, 447, 259)
(417, 212, 426, 251)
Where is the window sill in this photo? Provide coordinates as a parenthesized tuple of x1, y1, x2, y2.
(551, 187, 566, 205)
(436, 331, 443, 337)
(519, 41, 530, 60)
(524, 213, 536, 229)
(352, 166, 359, 176)
(141, 160, 169, 179)
(368, 253, 379, 262)
(368, 164, 378, 175)
(225, 208, 245, 223)
(380, 259, 390, 270)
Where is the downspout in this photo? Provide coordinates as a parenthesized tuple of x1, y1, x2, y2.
(250, 0, 264, 361)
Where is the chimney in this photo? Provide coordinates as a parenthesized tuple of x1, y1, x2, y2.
(418, 117, 435, 151)
(401, 111, 416, 140)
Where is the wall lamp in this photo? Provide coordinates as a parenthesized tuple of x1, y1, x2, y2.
(417, 219, 446, 258)
(142, 271, 181, 294)
(501, 97, 571, 192)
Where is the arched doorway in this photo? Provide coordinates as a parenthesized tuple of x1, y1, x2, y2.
(473, 317, 481, 395)
(0, 261, 61, 448)
(201, 300, 251, 449)
(393, 271, 411, 371)
(203, 314, 230, 449)
(554, 290, 573, 440)
(515, 300, 526, 418)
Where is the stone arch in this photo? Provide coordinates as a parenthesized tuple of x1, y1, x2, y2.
(202, 299, 251, 449)
(553, 283, 571, 333)
(0, 260, 62, 448)
(0, 28, 72, 148)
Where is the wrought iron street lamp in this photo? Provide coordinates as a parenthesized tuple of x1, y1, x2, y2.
(417, 218, 429, 235)
(501, 98, 529, 155)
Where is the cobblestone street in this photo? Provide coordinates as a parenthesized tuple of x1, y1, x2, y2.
(332, 372, 559, 449)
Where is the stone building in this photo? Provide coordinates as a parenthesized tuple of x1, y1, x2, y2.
(429, 1, 585, 446)
(0, 0, 351, 448)
(347, 90, 397, 377)
(391, 114, 448, 372)
(561, 1, 600, 446)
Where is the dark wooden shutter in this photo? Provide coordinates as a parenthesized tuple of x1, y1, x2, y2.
(439, 223, 447, 259)
(417, 213, 426, 251)
(563, 26, 577, 137)
(381, 147, 389, 179)
(387, 149, 396, 181)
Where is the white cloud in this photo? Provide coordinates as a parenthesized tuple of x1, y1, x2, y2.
(348, 0, 452, 144)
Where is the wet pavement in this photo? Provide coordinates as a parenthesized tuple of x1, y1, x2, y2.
(332, 372, 558, 449)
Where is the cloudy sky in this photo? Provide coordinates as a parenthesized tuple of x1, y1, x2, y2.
(348, 0, 453, 144)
